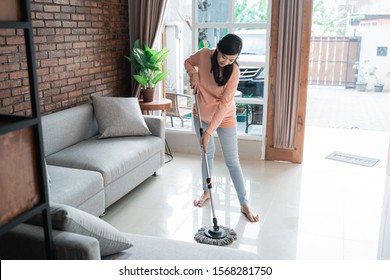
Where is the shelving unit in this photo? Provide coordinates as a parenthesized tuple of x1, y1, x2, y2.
(0, 0, 53, 259)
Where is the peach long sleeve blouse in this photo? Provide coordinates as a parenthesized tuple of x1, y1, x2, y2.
(184, 48, 240, 135)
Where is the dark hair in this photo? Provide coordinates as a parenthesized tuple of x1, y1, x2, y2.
(211, 33, 242, 86)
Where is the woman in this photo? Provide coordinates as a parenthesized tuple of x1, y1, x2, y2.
(184, 33, 259, 222)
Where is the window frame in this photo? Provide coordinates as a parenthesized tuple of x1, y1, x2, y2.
(164, 0, 270, 142)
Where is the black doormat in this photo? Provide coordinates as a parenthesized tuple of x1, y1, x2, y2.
(325, 151, 380, 167)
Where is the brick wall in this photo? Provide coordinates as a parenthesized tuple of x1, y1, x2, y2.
(0, 0, 130, 115)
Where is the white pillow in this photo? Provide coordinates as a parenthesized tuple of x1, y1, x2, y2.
(27, 203, 132, 257)
(92, 96, 151, 139)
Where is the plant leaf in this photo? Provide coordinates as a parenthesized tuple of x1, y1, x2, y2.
(152, 71, 168, 85)
(133, 75, 147, 86)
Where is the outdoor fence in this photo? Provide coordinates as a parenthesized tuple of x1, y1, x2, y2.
(308, 36, 361, 88)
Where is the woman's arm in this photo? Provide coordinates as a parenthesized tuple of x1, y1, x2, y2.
(184, 50, 200, 78)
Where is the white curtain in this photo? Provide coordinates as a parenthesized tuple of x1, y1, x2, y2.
(273, 0, 304, 149)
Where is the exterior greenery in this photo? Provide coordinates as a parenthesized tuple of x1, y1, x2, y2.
(234, 0, 268, 24)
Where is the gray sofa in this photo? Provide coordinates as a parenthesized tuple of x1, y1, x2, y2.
(42, 102, 165, 217)
(0, 99, 260, 260)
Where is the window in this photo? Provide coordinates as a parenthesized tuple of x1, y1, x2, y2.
(164, 0, 269, 137)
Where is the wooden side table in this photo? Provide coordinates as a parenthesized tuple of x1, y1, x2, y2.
(139, 98, 172, 114)
(139, 98, 173, 163)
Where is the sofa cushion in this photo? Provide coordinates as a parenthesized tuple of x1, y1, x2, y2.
(47, 165, 105, 216)
(27, 203, 132, 257)
(42, 103, 98, 157)
(92, 96, 151, 138)
(46, 136, 162, 185)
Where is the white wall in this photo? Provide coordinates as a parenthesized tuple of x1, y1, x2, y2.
(165, 0, 193, 87)
(348, 25, 390, 89)
(166, 130, 263, 161)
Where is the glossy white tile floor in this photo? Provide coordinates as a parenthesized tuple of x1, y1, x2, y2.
(103, 126, 390, 260)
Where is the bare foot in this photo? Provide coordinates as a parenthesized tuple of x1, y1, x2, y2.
(241, 204, 260, 222)
(193, 192, 210, 207)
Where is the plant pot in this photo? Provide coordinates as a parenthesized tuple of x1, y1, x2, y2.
(236, 111, 247, 122)
(141, 88, 155, 102)
(374, 84, 384, 92)
(355, 82, 367, 92)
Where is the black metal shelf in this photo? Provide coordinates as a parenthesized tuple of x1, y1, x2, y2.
(0, 115, 39, 135)
(0, 21, 30, 29)
(0, 0, 53, 259)
(0, 202, 49, 236)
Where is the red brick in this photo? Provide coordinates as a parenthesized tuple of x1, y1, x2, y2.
(45, 21, 63, 28)
(41, 59, 58, 67)
(14, 101, 32, 113)
(52, 79, 67, 87)
(37, 67, 50, 75)
(6, 37, 25, 45)
(75, 69, 89, 76)
(31, 3, 44, 12)
(36, 12, 55, 20)
(88, 67, 101, 74)
(62, 21, 77, 28)
(90, 79, 102, 86)
(0, 29, 16, 36)
(52, 66, 66, 73)
(58, 57, 74, 65)
(67, 77, 81, 85)
(59, 71, 75, 80)
(54, 0, 70, 5)
(41, 73, 59, 82)
(64, 35, 79, 42)
(44, 5, 61, 12)
(38, 82, 51, 91)
(61, 85, 76, 93)
(44, 88, 61, 96)
(69, 90, 82, 98)
(1, 46, 18, 54)
(65, 63, 81, 71)
(55, 28, 71, 35)
(54, 13, 71, 20)
(52, 93, 69, 102)
(9, 71, 28, 80)
(56, 42, 73, 50)
(73, 42, 86, 49)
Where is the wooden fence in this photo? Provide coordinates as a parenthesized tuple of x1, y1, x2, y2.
(308, 36, 361, 88)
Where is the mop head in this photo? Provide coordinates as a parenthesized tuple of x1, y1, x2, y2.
(194, 226, 237, 246)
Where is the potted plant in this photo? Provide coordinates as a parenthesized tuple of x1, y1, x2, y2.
(125, 40, 170, 102)
(368, 66, 384, 92)
(236, 94, 252, 122)
(354, 60, 369, 92)
(236, 103, 247, 122)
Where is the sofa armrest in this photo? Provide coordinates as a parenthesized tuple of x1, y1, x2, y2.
(0, 223, 101, 260)
(143, 115, 165, 139)
(144, 116, 165, 166)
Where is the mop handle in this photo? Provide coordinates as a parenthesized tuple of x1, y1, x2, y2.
(194, 90, 219, 230)
(194, 90, 212, 187)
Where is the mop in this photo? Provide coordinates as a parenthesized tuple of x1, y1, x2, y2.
(193, 90, 237, 246)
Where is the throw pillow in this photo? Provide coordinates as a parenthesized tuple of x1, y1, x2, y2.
(27, 203, 132, 256)
(92, 96, 151, 139)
